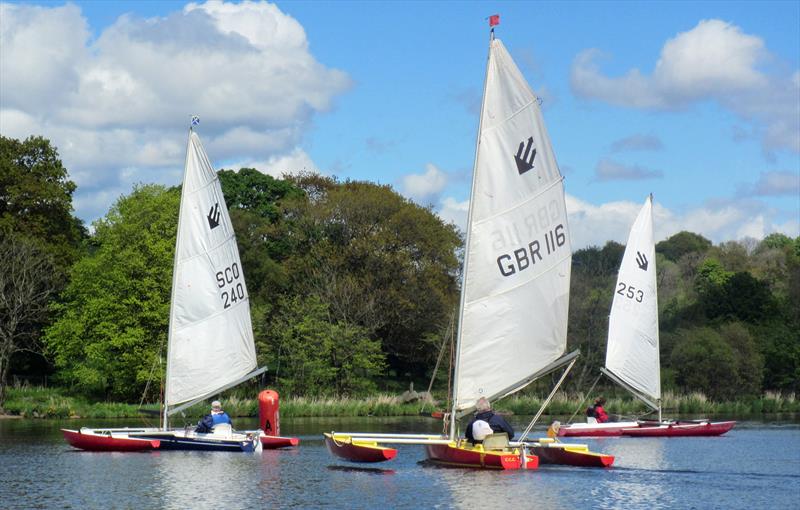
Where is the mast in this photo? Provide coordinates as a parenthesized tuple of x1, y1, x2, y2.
(162, 123, 194, 430)
(449, 26, 495, 441)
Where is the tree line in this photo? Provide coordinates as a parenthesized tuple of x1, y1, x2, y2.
(1, 134, 797, 406)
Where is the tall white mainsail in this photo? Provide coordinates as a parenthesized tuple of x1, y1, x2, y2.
(604, 195, 660, 411)
(452, 37, 572, 417)
(164, 131, 257, 413)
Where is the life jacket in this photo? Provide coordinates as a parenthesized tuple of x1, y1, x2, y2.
(211, 411, 232, 426)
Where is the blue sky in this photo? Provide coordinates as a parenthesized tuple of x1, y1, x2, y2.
(1, 0, 798, 247)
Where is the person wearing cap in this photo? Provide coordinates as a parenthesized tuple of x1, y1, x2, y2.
(194, 400, 233, 433)
(464, 397, 514, 445)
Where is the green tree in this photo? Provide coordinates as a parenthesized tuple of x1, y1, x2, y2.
(1, 135, 85, 386)
(757, 233, 793, 252)
(218, 168, 304, 222)
(719, 322, 763, 396)
(283, 175, 462, 381)
(756, 321, 800, 392)
(0, 135, 84, 271)
(567, 242, 622, 389)
(670, 327, 740, 400)
(217, 169, 304, 305)
(656, 231, 712, 262)
(670, 324, 764, 399)
(0, 232, 56, 403)
(264, 295, 385, 396)
(44, 185, 179, 400)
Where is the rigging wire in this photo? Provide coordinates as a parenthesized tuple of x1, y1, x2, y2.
(138, 341, 164, 426)
(566, 373, 602, 425)
(421, 310, 455, 414)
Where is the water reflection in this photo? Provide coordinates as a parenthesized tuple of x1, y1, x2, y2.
(2, 417, 799, 509)
(154, 450, 259, 509)
(327, 465, 396, 475)
(597, 437, 670, 508)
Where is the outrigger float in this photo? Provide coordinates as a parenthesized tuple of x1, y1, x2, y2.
(63, 390, 299, 452)
(558, 419, 736, 438)
(323, 20, 614, 470)
(323, 428, 615, 470)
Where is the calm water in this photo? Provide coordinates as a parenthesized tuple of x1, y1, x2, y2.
(1, 415, 798, 509)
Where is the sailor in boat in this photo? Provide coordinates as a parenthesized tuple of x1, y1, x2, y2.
(546, 420, 562, 441)
(465, 397, 515, 444)
(195, 400, 233, 433)
(586, 397, 609, 424)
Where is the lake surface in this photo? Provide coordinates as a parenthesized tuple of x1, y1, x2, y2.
(1, 415, 798, 509)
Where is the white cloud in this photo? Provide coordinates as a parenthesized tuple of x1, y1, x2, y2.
(654, 19, 767, 99)
(566, 194, 799, 249)
(437, 196, 469, 231)
(433, 191, 796, 249)
(399, 163, 449, 205)
(226, 147, 319, 177)
(571, 19, 800, 154)
(594, 158, 663, 181)
(0, 1, 350, 223)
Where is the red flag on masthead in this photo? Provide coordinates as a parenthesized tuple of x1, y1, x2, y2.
(489, 14, 500, 27)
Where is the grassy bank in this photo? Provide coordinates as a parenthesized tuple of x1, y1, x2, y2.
(496, 390, 800, 418)
(2, 386, 798, 420)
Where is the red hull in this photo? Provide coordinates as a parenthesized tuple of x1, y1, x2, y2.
(324, 434, 398, 463)
(559, 420, 736, 437)
(62, 429, 160, 451)
(558, 424, 632, 437)
(621, 421, 736, 437)
(424, 443, 537, 470)
(260, 435, 300, 449)
(530, 445, 614, 468)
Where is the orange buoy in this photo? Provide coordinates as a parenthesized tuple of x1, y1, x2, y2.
(258, 389, 281, 436)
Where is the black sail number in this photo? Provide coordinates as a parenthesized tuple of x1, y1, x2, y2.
(616, 282, 643, 303)
(216, 263, 245, 309)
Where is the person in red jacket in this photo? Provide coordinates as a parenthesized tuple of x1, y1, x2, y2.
(587, 397, 609, 423)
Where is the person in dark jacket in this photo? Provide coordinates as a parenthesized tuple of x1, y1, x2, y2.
(195, 400, 233, 433)
(465, 397, 514, 444)
(586, 397, 609, 423)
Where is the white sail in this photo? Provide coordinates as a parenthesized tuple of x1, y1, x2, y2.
(605, 195, 660, 405)
(453, 38, 572, 413)
(165, 131, 257, 407)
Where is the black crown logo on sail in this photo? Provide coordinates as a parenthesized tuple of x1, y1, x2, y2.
(514, 136, 536, 175)
(207, 202, 221, 230)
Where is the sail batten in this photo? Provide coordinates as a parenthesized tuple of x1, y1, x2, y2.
(453, 38, 572, 414)
(605, 196, 660, 404)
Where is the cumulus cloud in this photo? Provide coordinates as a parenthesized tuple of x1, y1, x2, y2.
(227, 147, 319, 177)
(0, 1, 350, 223)
(571, 19, 800, 154)
(566, 194, 799, 249)
(594, 158, 663, 181)
(431, 192, 796, 249)
(738, 170, 800, 197)
(610, 134, 664, 152)
(399, 163, 449, 205)
(437, 196, 469, 231)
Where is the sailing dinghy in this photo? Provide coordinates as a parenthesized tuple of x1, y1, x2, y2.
(558, 196, 735, 438)
(324, 23, 613, 470)
(63, 127, 273, 452)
